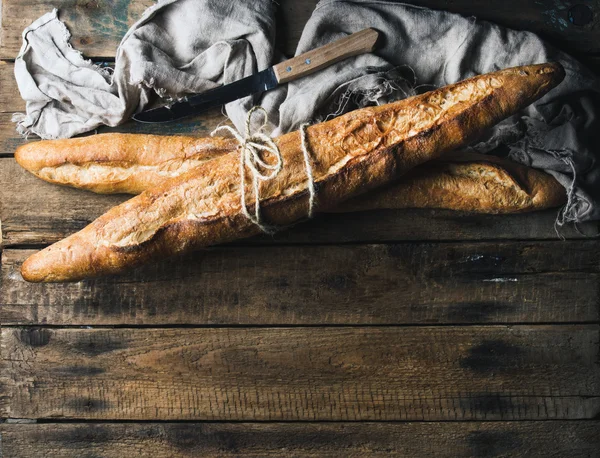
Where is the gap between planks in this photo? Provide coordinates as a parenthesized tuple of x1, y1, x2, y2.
(1, 322, 599, 329)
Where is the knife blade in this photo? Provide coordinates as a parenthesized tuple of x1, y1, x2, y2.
(133, 28, 379, 123)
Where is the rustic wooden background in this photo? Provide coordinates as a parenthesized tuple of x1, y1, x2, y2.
(1, 1, 599, 456)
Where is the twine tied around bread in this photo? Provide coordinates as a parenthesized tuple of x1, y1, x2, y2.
(212, 106, 316, 233)
(299, 123, 316, 219)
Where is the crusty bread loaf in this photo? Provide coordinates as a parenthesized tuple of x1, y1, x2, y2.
(15, 134, 239, 194)
(16, 133, 566, 214)
(20, 63, 565, 282)
(334, 150, 566, 214)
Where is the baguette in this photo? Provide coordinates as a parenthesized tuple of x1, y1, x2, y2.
(20, 63, 565, 282)
(16, 134, 239, 194)
(334, 151, 566, 214)
(16, 133, 566, 213)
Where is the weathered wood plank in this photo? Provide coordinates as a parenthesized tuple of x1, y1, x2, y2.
(2, 0, 600, 59)
(1, 242, 599, 326)
(1, 326, 598, 420)
(0, 62, 29, 154)
(1, 421, 599, 457)
(0, 61, 20, 112)
(0, 114, 25, 157)
(1, 158, 596, 246)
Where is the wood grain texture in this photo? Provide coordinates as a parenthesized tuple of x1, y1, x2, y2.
(1, 326, 599, 420)
(2, 0, 600, 59)
(1, 421, 599, 457)
(2, 241, 599, 325)
(1, 2, 599, 453)
(274, 28, 379, 83)
(1, 158, 597, 246)
(0, 61, 20, 112)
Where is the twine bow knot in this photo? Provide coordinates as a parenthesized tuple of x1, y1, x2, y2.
(212, 106, 315, 234)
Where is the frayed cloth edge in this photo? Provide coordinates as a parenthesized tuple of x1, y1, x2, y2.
(318, 66, 422, 124)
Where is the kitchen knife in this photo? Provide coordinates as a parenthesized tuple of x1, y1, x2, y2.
(133, 28, 380, 123)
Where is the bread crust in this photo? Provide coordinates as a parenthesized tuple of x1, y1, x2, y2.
(17, 134, 566, 214)
(332, 150, 566, 214)
(15, 134, 239, 194)
(20, 63, 565, 282)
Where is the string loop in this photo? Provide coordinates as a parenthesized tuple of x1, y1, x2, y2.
(212, 107, 282, 233)
(212, 107, 316, 233)
(299, 123, 316, 218)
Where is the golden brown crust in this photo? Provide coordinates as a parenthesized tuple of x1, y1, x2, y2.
(333, 151, 566, 214)
(17, 135, 566, 214)
(15, 134, 238, 194)
(20, 63, 565, 282)
(15, 133, 567, 214)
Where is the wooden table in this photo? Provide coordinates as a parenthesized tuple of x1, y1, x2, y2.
(1, 1, 599, 456)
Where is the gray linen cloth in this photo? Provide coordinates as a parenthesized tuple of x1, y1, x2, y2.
(13, 0, 600, 222)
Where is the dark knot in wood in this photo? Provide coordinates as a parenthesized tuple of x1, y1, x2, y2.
(568, 4, 594, 26)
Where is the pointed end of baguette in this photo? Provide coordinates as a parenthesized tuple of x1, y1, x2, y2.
(21, 235, 99, 283)
(531, 61, 565, 88)
(21, 254, 47, 283)
(530, 169, 568, 210)
(21, 245, 70, 283)
(504, 62, 565, 106)
(532, 61, 565, 80)
(14, 141, 41, 172)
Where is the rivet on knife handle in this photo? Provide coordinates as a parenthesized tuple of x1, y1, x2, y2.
(273, 28, 380, 84)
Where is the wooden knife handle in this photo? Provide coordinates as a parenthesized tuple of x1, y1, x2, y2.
(273, 28, 379, 84)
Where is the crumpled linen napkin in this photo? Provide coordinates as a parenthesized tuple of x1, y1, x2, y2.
(13, 0, 600, 222)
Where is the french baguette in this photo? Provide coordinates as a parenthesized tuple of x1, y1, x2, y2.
(15, 134, 239, 194)
(16, 133, 566, 214)
(20, 63, 565, 282)
(334, 151, 566, 214)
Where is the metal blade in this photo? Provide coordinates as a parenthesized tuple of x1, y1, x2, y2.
(133, 68, 279, 123)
